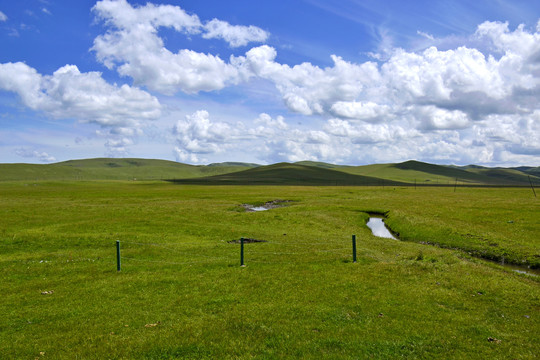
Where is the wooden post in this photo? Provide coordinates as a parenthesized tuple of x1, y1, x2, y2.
(529, 176, 537, 198)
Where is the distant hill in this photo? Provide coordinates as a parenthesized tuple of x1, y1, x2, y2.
(305, 160, 540, 186)
(206, 162, 260, 168)
(511, 166, 540, 178)
(1, 158, 538, 186)
(169, 162, 408, 186)
(0, 158, 254, 181)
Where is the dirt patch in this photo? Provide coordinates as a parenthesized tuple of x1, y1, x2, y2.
(242, 199, 292, 212)
(228, 238, 267, 244)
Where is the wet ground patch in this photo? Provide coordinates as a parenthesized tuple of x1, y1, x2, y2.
(241, 199, 292, 212)
(227, 238, 267, 244)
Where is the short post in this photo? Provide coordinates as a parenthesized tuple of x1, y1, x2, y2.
(116, 240, 121, 272)
(529, 176, 537, 198)
(240, 237, 245, 266)
(352, 235, 357, 263)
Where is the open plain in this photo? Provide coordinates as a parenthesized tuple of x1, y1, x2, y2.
(1, 179, 538, 359)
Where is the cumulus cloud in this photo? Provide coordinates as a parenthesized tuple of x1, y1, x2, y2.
(3, 1, 540, 166)
(231, 20, 540, 164)
(15, 148, 56, 162)
(91, 0, 266, 94)
(173, 110, 236, 163)
(330, 101, 391, 122)
(0, 62, 161, 125)
(414, 106, 470, 130)
(203, 19, 269, 47)
(254, 113, 287, 130)
(0, 62, 161, 155)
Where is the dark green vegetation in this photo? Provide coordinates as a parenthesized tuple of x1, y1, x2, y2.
(1, 181, 538, 359)
(1, 158, 539, 186)
(170, 162, 407, 186)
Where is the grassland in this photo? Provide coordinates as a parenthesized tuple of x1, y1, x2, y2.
(1, 158, 539, 186)
(1, 181, 538, 359)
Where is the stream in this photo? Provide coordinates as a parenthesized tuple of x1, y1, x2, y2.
(366, 216, 539, 277)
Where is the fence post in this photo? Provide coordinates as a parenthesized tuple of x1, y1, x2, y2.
(529, 176, 537, 198)
(352, 235, 357, 263)
(116, 240, 121, 271)
(240, 237, 245, 267)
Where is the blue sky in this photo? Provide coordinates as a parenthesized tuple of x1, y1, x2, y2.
(1, 0, 540, 166)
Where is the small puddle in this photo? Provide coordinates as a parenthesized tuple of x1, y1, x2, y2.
(366, 217, 397, 240)
(242, 200, 292, 212)
(491, 261, 540, 277)
(250, 206, 268, 211)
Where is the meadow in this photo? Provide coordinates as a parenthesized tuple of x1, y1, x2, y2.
(0, 181, 538, 359)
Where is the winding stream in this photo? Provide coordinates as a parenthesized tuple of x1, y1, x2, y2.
(366, 216, 539, 277)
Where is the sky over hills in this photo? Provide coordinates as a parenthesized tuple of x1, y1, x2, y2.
(1, 0, 540, 166)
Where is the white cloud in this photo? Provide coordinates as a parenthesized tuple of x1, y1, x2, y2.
(330, 101, 391, 122)
(173, 110, 236, 163)
(244, 45, 382, 116)
(0, 62, 161, 155)
(91, 0, 266, 94)
(417, 30, 434, 41)
(0, 11, 7, 22)
(3, 2, 540, 166)
(0, 62, 161, 126)
(15, 148, 56, 162)
(414, 105, 470, 130)
(234, 20, 540, 164)
(254, 113, 287, 130)
(203, 19, 268, 47)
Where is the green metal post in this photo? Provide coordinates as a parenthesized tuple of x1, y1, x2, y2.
(240, 237, 245, 266)
(529, 176, 537, 198)
(116, 240, 121, 271)
(352, 235, 357, 263)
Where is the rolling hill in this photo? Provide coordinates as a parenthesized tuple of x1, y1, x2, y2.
(168, 162, 408, 186)
(0, 158, 538, 186)
(304, 160, 540, 186)
(0, 158, 256, 181)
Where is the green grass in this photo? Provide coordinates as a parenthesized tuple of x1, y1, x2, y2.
(0, 182, 539, 359)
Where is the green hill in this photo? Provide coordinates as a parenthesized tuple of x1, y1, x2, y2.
(511, 166, 540, 178)
(1, 158, 538, 186)
(0, 158, 253, 181)
(309, 160, 539, 186)
(168, 162, 408, 186)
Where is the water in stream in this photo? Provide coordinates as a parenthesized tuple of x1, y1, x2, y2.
(366, 216, 538, 277)
(366, 217, 397, 240)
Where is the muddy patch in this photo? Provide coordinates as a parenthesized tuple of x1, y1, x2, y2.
(242, 199, 292, 212)
(228, 238, 267, 244)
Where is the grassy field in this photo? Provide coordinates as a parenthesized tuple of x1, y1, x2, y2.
(1, 181, 539, 359)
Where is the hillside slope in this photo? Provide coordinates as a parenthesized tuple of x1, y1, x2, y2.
(308, 160, 540, 186)
(168, 162, 408, 186)
(1, 158, 538, 185)
(0, 158, 254, 181)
